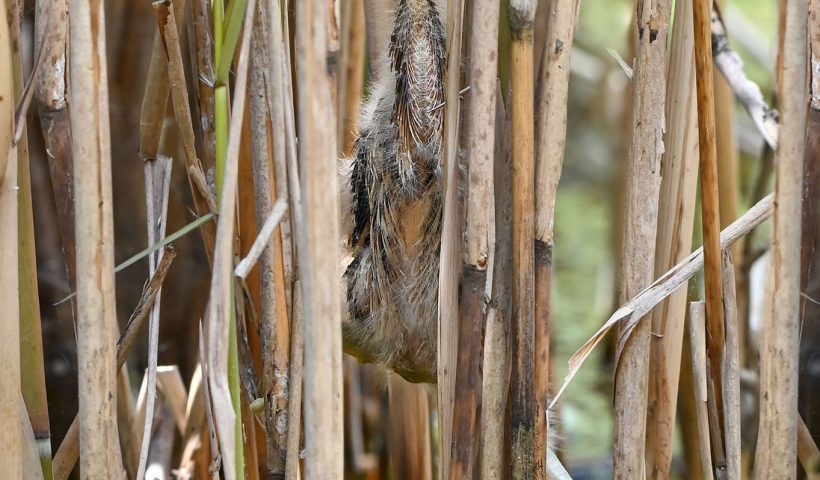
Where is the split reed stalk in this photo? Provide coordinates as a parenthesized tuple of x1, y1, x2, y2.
(481, 89, 512, 480)
(532, 0, 579, 476)
(450, 0, 499, 476)
(644, 0, 700, 475)
(439, 0, 466, 475)
(721, 252, 741, 480)
(613, 1, 670, 478)
(248, 4, 284, 475)
(261, 0, 294, 472)
(508, 1, 537, 476)
(136, 157, 173, 480)
(0, 2, 22, 475)
(754, 0, 807, 475)
(68, 0, 125, 475)
(285, 281, 304, 480)
(689, 302, 715, 480)
(294, 0, 343, 476)
(693, 0, 726, 420)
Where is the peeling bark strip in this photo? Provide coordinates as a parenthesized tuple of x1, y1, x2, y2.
(68, 0, 126, 476)
(754, 0, 807, 475)
(711, 6, 778, 150)
(613, 0, 671, 478)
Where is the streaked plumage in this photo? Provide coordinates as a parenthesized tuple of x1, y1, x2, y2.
(342, 0, 446, 383)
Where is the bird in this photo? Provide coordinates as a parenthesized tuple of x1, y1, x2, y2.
(340, 0, 447, 383)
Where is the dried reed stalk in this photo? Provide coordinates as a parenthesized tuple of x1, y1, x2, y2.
(613, 1, 670, 477)
(713, 2, 739, 233)
(721, 252, 741, 480)
(689, 301, 715, 480)
(337, 0, 365, 156)
(693, 0, 726, 420)
(532, 0, 579, 475)
(644, 0, 700, 474)
(0, 2, 22, 473)
(294, 0, 343, 476)
(754, 0, 807, 475)
(508, 1, 537, 476)
(68, 0, 125, 474)
(155, 0, 218, 258)
(260, 0, 294, 472)
(481, 89, 512, 480)
(388, 376, 433, 480)
(439, 0, 466, 475)
(450, 0, 499, 476)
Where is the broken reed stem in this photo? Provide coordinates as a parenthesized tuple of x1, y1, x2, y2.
(721, 252, 741, 480)
(294, 0, 343, 476)
(439, 0, 466, 476)
(688, 301, 715, 480)
(693, 0, 725, 421)
(613, 1, 671, 478)
(135, 157, 173, 480)
(52, 247, 177, 480)
(644, 0, 700, 475)
(481, 89, 512, 480)
(34, 0, 76, 302)
(0, 1, 22, 473)
(532, 0, 579, 475)
(755, 0, 807, 475)
(508, 1, 537, 477)
(68, 0, 125, 474)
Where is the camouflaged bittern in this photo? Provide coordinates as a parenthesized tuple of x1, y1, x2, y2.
(341, 0, 447, 383)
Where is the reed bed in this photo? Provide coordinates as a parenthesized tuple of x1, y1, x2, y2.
(2, 0, 817, 479)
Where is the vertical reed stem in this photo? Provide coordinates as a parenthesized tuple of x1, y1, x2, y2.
(755, 0, 807, 475)
(614, 0, 670, 477)
(295, 0, 343, 476)
(508, 0, 537, 475)
(68, 0, 125, 474)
